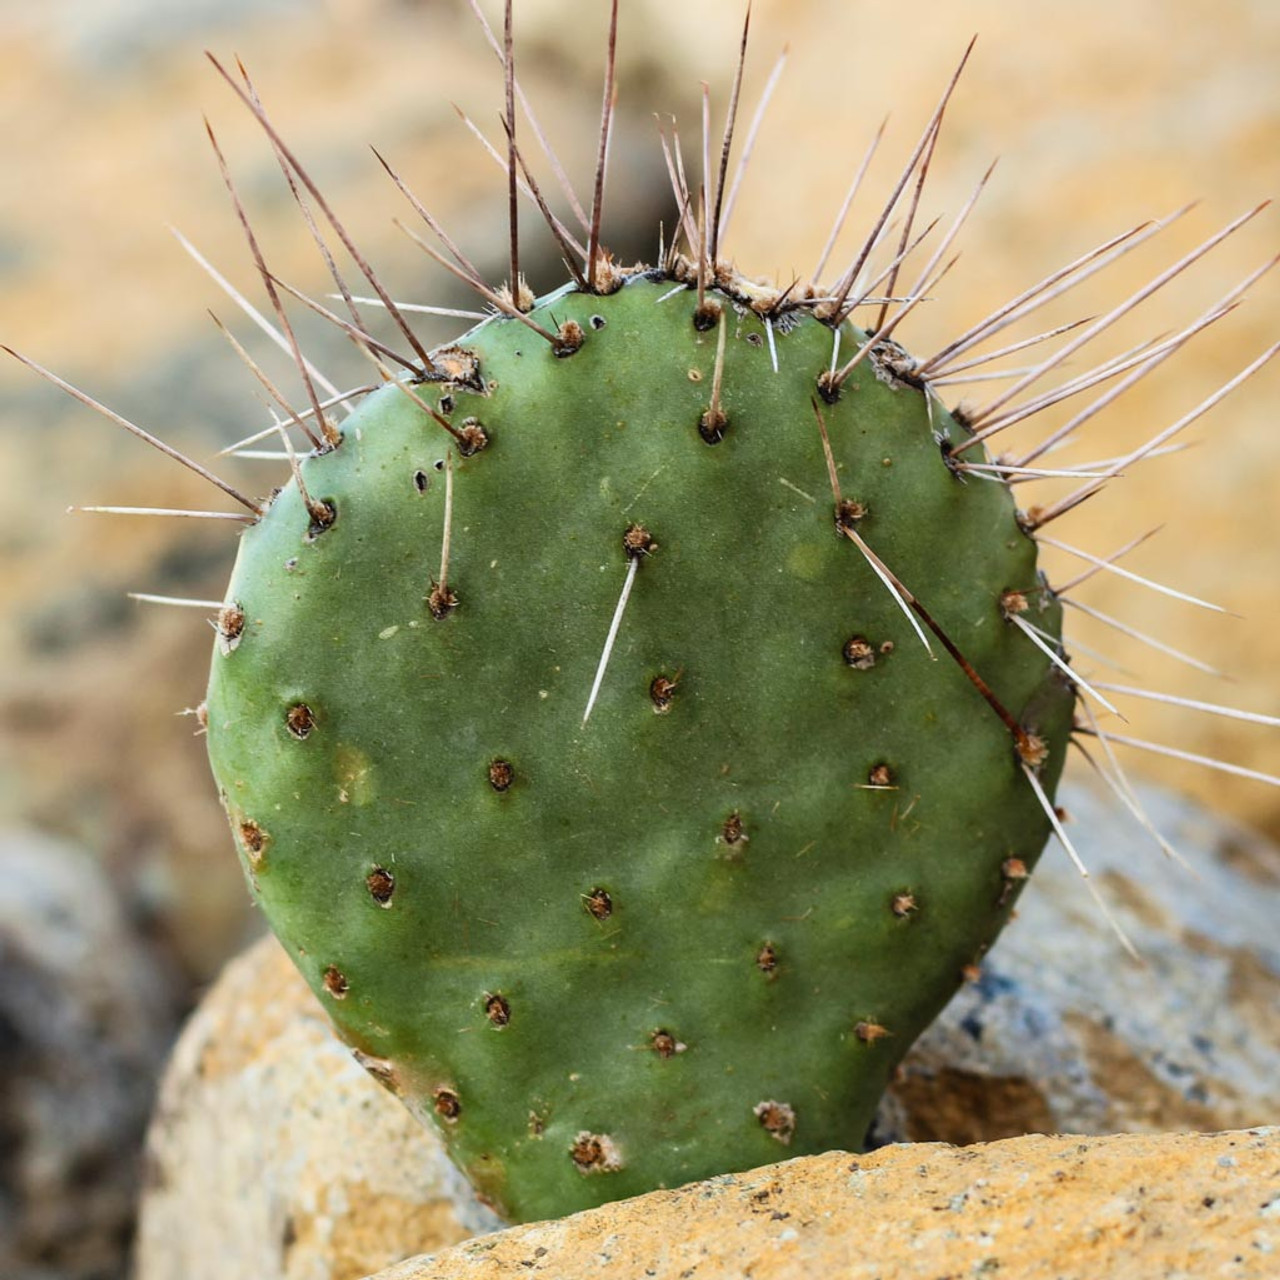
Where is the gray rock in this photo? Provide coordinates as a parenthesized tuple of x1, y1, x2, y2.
(877, 775, 1280, 1144)
(0, 830, 178, 1280)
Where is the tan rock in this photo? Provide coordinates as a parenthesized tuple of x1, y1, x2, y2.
(373, 1127, 1279, 1280)
(133, 935, 501, 1280)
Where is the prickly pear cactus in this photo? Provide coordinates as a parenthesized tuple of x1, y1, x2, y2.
(19, 0, 1268, 1229)
(205, 272, 1074, 1221)
(8, 0, 1272, 1239)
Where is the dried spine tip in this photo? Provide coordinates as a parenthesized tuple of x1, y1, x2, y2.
(488, 759, 515, 792)
(285, 703, 316, 739)
(4, 344, 266, 510)
(650, 1029, 685, 1058)
(622, 523, 657, 559)
(649, 672, 680, 713)
(366, 866, 396, 905)
(583, 887, 613, 920)
(322, 965, 349, 998)
(843, 636, 876, 669)
(891, 892, 917, 918)
(753, 1100, 796, 1145)
(570, 1131, 623, 1173)
(484, 993, 511, 1027)
(433, 1087, 462, 1121)
(553, 319, 585, 357)
(853, 1020, 890, 1043)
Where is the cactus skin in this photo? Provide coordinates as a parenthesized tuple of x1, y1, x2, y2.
(206, 273, 1073, 1222)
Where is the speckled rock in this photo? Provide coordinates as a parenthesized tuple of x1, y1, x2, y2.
(134, 776, 1280, 1276)
(133, 935, 503, 1280)
(0, 828, 178, 1280)
(372, 1127, 1279, 1280)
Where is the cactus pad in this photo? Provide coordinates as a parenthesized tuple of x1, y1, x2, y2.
(205, 273, 1074, 1221)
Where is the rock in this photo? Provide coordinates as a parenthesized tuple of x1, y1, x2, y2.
(371, 1127, 1279, 1280)
(0, 828, 178, 1280)
(134, 776, 1280, 1276)
(133, 934, 503, 1280)
(877, 776, 1280, 1146)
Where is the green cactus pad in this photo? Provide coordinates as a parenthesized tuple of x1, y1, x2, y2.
(206, 273, 1074, 1222)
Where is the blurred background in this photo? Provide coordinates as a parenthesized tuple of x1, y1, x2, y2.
(0, 1, 1276, 1275)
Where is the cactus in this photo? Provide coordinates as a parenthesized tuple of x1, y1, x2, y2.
(204, 266, 1076, 1219)
(10, 0, 1278, 1230)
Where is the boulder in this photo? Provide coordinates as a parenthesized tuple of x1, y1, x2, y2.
(373, 1127, 1279, 1280)
(133, 934, 502, 1280)
(878, 776, 1280, 1144)
(0, 829, 177, 1280)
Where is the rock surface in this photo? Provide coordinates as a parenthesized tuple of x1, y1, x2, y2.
(878, 776, 1280, 1145)
(374, 1127, 1279, 1280)
(134, 776, 1280, 1277)
(134, 933, 503, 1280)
(0, 829, 178, 1280)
